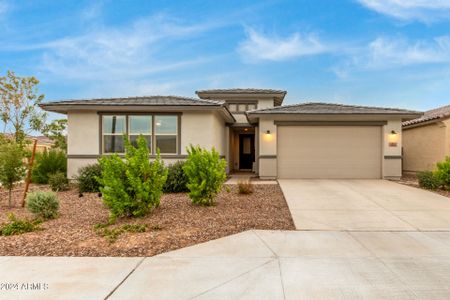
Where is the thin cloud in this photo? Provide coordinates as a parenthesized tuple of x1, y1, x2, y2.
(238, 28, 327, 63)
(333, 35, 450, 78)
(357, 0, 450, 22)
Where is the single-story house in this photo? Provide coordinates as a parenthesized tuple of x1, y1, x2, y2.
(403, 104, 450, 174)
(40, 88, 421, 180)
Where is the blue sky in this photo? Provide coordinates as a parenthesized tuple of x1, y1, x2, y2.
(1, 0, 450, 112)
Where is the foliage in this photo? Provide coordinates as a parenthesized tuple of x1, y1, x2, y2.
(436, 157, 450, 190)
(417, 171, 442, 190)
(0, 141, 26, 207)
(26, 191, 59, 220)
(98, 136, 168, 221)
(237, 180, 254, 194)
(94, 223, 148, 243)
(31, 149, 67, 184)
(48, 172, 69, 192)
(41, 119, 67, 152)
(163, 161, 189, 193)
(0, 213, 42, 236)
(183, 145, 227, 206)
(0, 70, 46, 144)
(77, 163, 102, 193)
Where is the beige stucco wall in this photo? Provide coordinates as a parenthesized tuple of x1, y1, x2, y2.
(258, 117, 278, 178)
(67, 110, 227, 178)
(382, 120, 402, 178)
(403, 121, 447, 173)
(68, 111, 100, 155)
(180, 111, 226, 155)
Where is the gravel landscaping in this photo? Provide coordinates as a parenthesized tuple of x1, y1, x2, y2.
(0, 184, 294, 256)
(397, 176, 450, 198)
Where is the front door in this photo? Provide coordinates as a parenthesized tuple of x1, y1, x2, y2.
(239, 134, 255, 170)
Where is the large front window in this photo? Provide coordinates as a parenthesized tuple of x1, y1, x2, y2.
(101, 114, 178, 154)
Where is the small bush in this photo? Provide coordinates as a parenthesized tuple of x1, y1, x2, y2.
(98, 136, 167, 221)
(31, 149, 67, 184)
(0, 142, 26, 207)
(183, 145, 227, 206)
(77, 163, 102, 193)
(48, 172, 69, 192)
(163, 161, 189, 193)
(436, 157, 450, 189)
(417, 171, 442, 190)
(26, 191, 59, 220)
(237, 180, 254, 194)
(0, 213, 41, 236)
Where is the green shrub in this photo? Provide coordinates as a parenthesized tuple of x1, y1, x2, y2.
(417, 171, 442, 190)
(237, 180, 254, 194)
(31, 149, 66, 184)
(77, 163, 102, 193)
(163, 161, 189, 193)
(98, 136, 168, 221)
(183, 145, 227, 206)
(0, 213, 41, 236)
(0, 142, 26, 207)
(26, 191, 59, 220)
(48, 172, 69, 192)
(436, 156, 450, 189)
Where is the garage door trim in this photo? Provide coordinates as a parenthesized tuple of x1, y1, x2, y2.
(275, 121, 387, 126)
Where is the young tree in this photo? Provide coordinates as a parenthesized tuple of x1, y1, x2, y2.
(0, 70, 46, 144)
(0, 142, 26, 207)
(41, 119, 67, 151)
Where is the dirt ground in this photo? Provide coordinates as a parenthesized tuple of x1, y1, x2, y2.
(0, 184, 294, 256)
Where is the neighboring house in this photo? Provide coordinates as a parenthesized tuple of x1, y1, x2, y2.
(40, 88, 421, 180)
(402, 104, 450, 174)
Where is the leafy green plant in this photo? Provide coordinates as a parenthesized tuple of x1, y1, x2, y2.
(48, 172, 69, 192)
(417, 171, 442, 190)
(183, 145, 227, 206)
(26, 191, 59, 220)
(436, 157, 450, 190)
(31, 149, 66, 184)
(97, 136, 168, 221)
(0, 213, 42, 236)
(0, 142, 26, 207)
(94, 223, 148, 243)
(77, 163, 102, 193)
(163, 161, 189, 193)
(237, 180, 254, 194)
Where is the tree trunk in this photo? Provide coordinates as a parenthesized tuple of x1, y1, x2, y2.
(8, 189, 12, 208)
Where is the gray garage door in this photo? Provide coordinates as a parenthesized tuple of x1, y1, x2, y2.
(277, 126, 382, 179)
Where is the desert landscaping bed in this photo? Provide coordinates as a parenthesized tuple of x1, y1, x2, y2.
(0, 184, 294, 256)
(397, 176, 450, 198)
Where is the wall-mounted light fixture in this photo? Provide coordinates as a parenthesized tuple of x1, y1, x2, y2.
(266, 130, 271, 135)
(389, 130, 399, 147)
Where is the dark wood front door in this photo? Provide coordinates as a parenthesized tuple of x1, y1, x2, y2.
(239, 134, 255, 170)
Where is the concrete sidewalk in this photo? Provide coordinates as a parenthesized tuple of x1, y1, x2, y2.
(3, 230, 450, 299)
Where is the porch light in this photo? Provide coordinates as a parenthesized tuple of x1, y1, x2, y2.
(266, 130, 271, 135)
(388, 130, 399, 147)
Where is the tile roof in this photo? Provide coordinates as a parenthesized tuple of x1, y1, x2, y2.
(403, 104, 450, 127)
(40, 95, 224, 107)
(246, 102, 421, 115)
(195, 88, 286, 95)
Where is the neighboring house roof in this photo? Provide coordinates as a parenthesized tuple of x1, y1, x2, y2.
(246, 102, 421, 115)
(195, 88, 287, 106)
(39, 95, 236, 122)
(403, 104, 450, 127)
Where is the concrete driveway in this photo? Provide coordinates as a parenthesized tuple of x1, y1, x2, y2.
(279, 179, 450, 231)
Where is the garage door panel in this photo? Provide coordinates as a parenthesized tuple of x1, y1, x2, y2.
(278, 126, 382, 179)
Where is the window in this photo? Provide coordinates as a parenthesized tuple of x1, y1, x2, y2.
(129, 116, 152, 149)
(155, 115, 178, 154)
(227, 103, 257, 113)
(102, 115, 126, 153)
(247, 104, 256, 111)
(101, 114, 179, 155)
